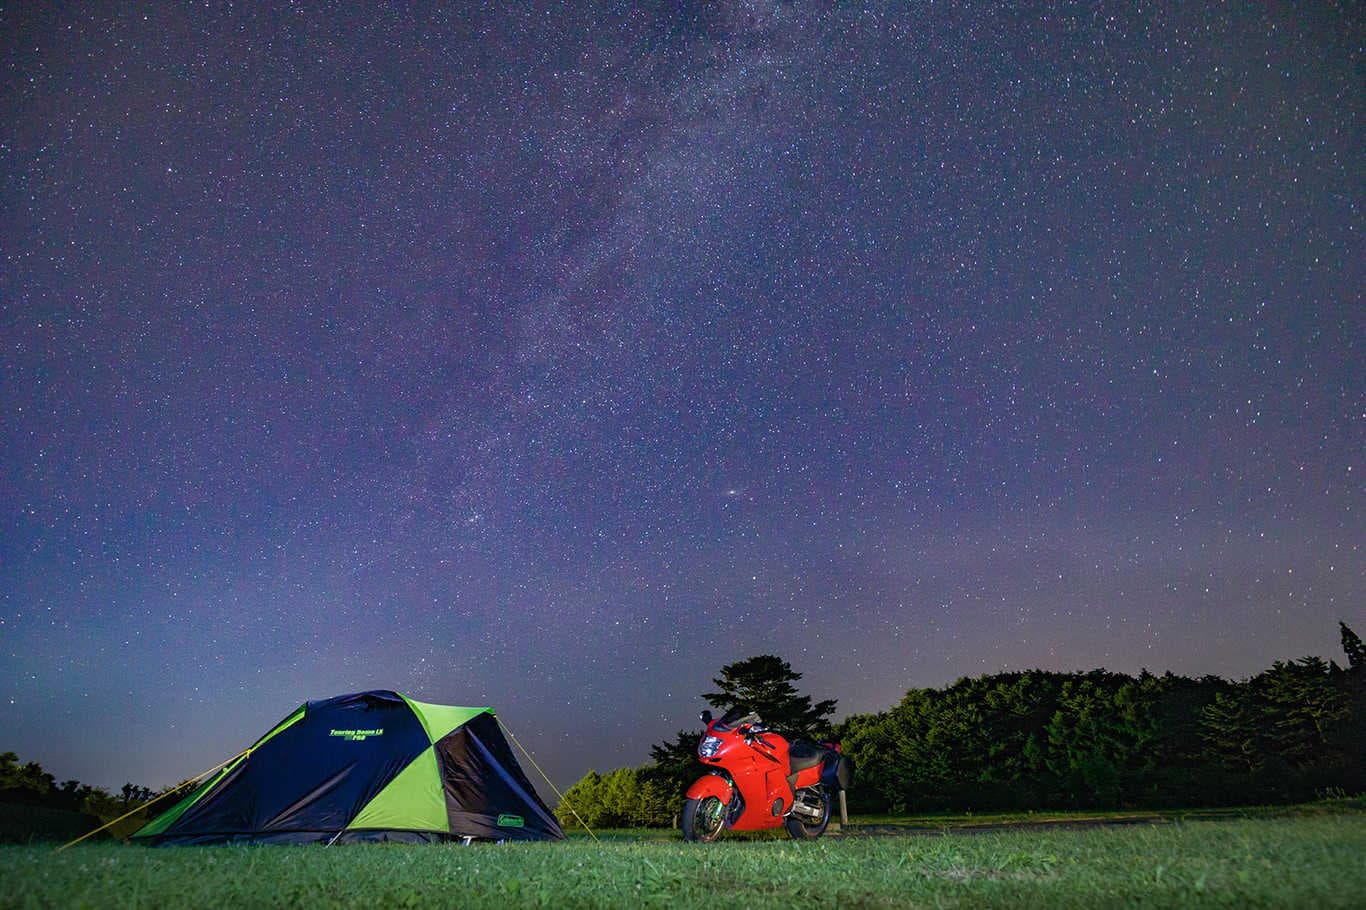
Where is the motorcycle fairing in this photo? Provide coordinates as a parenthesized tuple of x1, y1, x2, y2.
(684, 772, 734, 804)
(728, 764, 797, 831)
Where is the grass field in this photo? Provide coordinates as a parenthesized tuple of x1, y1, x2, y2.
(3, 811, 1364, 908)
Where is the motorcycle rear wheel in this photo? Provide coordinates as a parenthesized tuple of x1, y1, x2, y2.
(783, 787, 831, 839)
(681, 796, 726, 843)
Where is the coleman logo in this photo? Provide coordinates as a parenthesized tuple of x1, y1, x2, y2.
(497, 814, 525, 828)
(329, 728, 384, 742)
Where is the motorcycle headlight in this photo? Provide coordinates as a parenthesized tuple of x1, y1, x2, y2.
(698, 735, 722, 758)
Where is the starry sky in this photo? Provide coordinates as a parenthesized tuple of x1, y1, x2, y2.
(2, 3, 1362, 795)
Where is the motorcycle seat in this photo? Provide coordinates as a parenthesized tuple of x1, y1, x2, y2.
(787, 739, 828, 773)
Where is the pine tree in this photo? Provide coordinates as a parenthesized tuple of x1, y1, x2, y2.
(703, 654, 838, 738)
(1340, 621, 1365, 672)
(1199, 689, 1262, 773)
(645, 655, 837, 801)
(1256, 657, 1349, 768)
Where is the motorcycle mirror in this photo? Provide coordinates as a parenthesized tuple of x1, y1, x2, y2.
(700, 710, 713, 724)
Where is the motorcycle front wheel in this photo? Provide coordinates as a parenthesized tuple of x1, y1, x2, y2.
(783, 787, 831, 839)
(681, 796, 726, 843)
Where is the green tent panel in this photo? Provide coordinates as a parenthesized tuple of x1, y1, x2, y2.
(400, 697, 489, 745)
(347, 746, 449, 834)
(132, 691, 563, 844)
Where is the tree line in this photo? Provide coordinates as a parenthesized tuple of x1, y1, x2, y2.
(0, 751, 158, 821)
(840, 623, 1364, 813)
(557, 623, 1365, 827)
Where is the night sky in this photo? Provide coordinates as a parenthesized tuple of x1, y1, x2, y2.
(3, 3, 1362, 796)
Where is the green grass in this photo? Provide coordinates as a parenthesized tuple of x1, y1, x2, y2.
(839, 794, 1366, 831)
(3, 814, 1364, 908)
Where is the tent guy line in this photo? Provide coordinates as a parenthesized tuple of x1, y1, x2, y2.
(56, 746, 253, 852)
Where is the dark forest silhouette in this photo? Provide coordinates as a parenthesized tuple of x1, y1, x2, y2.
(0, 751, 165, 841)
(836, 621, 1364, 812)
(839, 622, 1363, 813)
(560, 623, 1365, 825)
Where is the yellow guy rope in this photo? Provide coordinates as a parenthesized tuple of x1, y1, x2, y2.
(56, 746, 253, 852)
(496, 716, 599, 843)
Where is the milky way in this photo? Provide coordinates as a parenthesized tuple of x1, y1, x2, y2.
(2, 3, 1361, 792)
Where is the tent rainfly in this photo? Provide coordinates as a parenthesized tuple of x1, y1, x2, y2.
(132, 690, 565, 844)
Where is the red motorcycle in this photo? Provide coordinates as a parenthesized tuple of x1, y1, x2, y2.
(682, 706, 853, 842)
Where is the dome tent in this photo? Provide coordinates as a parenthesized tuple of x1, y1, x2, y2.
(132, 690, 564, 844)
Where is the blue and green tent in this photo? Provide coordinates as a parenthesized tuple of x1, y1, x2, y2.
(132, 690, 564, 844)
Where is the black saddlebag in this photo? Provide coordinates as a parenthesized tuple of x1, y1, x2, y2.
(820, 751, 855, 791)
